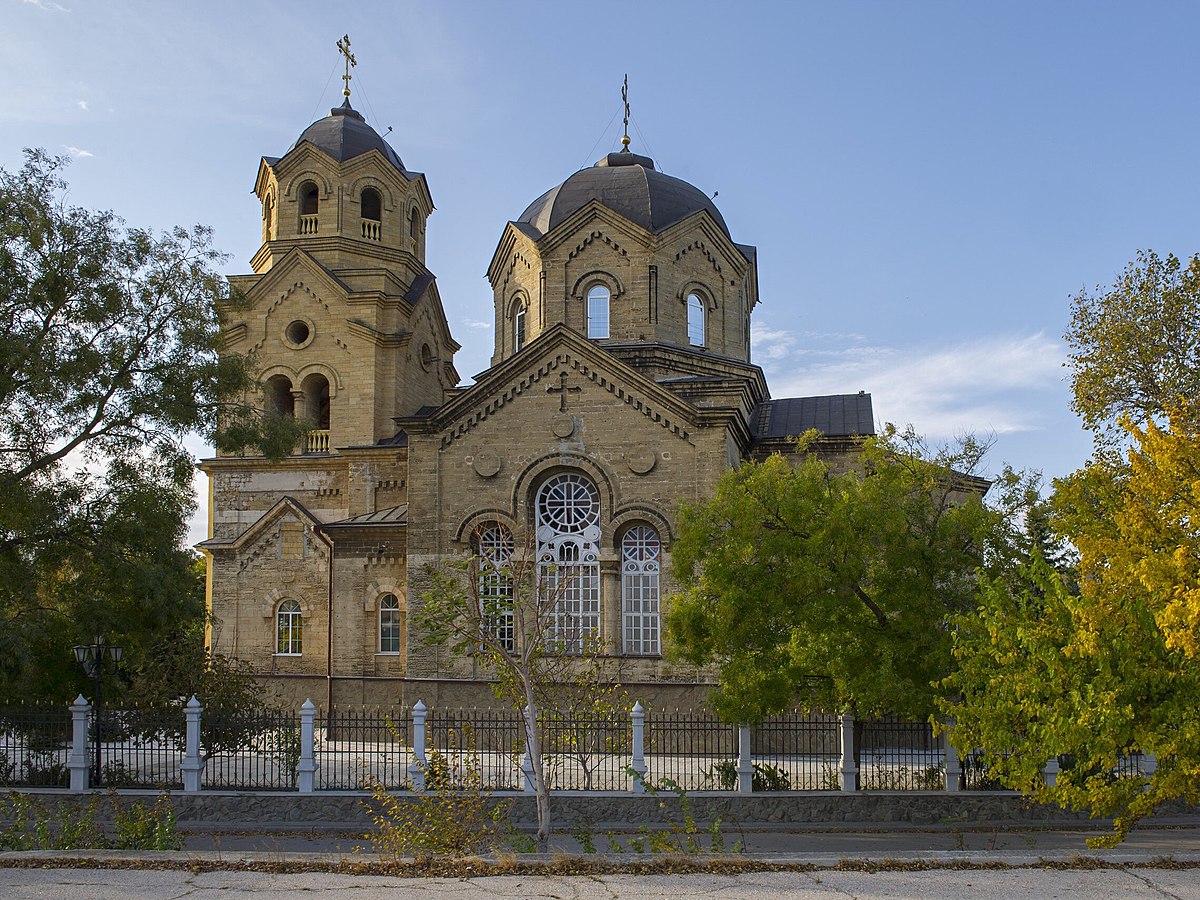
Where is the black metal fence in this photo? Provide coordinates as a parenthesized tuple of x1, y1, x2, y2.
(860, 719, 945, 790)
(316, 707, 410, 791)
(643, 709, 738, 792)
(543, 709, 631, 791)
(202, 709, 299, 791)
(751, 712, 841, 791)
(95, 706, 184, 789)
(0, 703, 71, 787)
(427, 707, 524, 791)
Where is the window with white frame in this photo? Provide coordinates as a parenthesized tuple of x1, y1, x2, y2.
(276, 599, 302, 655)
(621, 526, 661, 655)
(378, 593, 401, 654)
(586, 285, 610, 339)
(513, 301, 526, 353)
(686, 293, 706, 347)
(536, 472, 601, 652)
(476, 524, 515, 652)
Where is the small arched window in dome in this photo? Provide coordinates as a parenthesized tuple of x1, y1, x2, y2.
(513, 300, 527, 353)
(409, 208, 420, 244)
(360, 188, 382, 241)
(298, 181, 319, 235)
(262, 193, 275, 242)
(687, 293, 706, 347)
(587, 285, 610, 339)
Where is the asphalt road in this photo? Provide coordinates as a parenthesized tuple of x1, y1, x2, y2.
(2, 865, 1199, 899)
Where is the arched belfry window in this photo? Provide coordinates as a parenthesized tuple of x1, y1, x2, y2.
(513, 300, 527, 353)
(262, 193, 275, 242)
(536, 473, 601, 652)
(409, 208, 420, 244)
(266, 375, 294, 417)
(475, 524, 515, 653)
(378, 593, 401, 654)
(586, 285, 610, 339)
(687, 293, 706, 347)
(621, 526, 661, 655)
(360, 188, 382, 241)
(298, 181, 319, 235)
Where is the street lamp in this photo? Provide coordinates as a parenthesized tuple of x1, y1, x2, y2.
(72, 636, 123, 787)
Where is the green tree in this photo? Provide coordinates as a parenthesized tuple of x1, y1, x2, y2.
(944, 249, 1200, 844)
(665, 428, 1021, 728)
(0, 149, 301, 700)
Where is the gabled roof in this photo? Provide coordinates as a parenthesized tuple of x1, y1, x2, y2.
(323, 505, 408, 528)
(196, 496, 323, 552)
(754, 393, 875, 440)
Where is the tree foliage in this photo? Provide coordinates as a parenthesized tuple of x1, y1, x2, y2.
(0, 149, 299, 700)
(665, 428, 1024, 723)
(945, 248, 1200, 843)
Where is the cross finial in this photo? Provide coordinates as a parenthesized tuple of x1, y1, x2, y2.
(621, 74, 631, 150)
(337, 34, 357, 98)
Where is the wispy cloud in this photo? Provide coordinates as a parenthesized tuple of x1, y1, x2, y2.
(77, 100, 88, 112)
(63, 145, 93, 158)
(754, 323, 1067, 441)
(464, 319, 491, 330)
(22, 0, 70, 11)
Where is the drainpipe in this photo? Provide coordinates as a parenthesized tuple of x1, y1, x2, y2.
(313, 523, 335, 713)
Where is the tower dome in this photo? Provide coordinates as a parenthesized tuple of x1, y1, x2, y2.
(291, 99, 409, 174)
(517, 149, 728, 238)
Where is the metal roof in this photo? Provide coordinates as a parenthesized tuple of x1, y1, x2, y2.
(517, 149, 729, 238)
(756, 393, 875, 439)
(290, 99, 410, 175)
(324, 505, 408, 528)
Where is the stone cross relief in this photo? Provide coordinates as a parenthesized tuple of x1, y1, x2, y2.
(546, 369, 582, 412)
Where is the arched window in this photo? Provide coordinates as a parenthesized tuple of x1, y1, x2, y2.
(537, 473, 601, 652)
(360, 188, 382, 240)
(513, 301, 526, 353)
(301, 373, 330, 429)
(475, 524, 514, 652)
(621, 526, 661, 655)
(687, 293, 706, 347)
(378, 593, 401, 654)
(298, 181, 319, 234)
(409, 208, 420, 243)
(586, 285, 610, 339)
(266, 375, 294, 417)
(262, 193, 275, 242)
(276, 600, 302, 655)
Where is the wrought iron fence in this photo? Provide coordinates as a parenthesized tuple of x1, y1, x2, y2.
(426, 707, 524, 791)
(750, 712, 840, 791)
(202, 709, 300, 791)
(316, 707, 410, 790)
(860, 718, 945, 790)
(0, 703, 71, 787)
(643, 709, 737, 791)
(542, 708, 631, 791)
(95, 706, 184, 789)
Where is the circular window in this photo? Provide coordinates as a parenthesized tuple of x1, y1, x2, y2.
(284, 319, 313, 348)
(420, 343, 434, 370)
(537, 473, 600, 533)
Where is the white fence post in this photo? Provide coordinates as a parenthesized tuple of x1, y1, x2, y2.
(629, 701, 647, 794)
(1042, 756, 1060, 788)
(181, 695, 204, 793)
(737, 725, 753, 793)
(297, 698, 317, 793)
(409, 700, 427, 791)
(67, 695, 91, 792)
(521, 704, 536, 794)
(839, 711, 858, 792)
(942, 721, 961, 792)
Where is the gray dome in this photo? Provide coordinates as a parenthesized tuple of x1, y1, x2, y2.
(517, 150, 728, 238)
(292, 99, 408, 174)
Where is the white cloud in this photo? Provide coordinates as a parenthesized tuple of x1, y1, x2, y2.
(63, 145, 93, 158)
(464, 319, 491, 330)
(22, 0, 69, 11)
(755, 325, 1068, 441)
(77, 100, 88, 111)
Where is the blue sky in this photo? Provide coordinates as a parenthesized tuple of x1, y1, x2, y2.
(6, 0, 1199, 541)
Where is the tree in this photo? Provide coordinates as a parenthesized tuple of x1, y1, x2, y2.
(418, 526, 623, 852)
(665, 428, 1023, 732)
(0, 149, 301, 700)
(944, 248, 1200, 844)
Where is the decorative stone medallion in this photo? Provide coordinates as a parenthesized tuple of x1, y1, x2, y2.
(626, 446, 657, 475)
(550, 413, 576, 438)
(472, 450, 501, 477)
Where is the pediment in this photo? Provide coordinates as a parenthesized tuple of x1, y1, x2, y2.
(197, 495, 327, 556)
(397, 324, 699, 450)
(238, 247, 350, 311)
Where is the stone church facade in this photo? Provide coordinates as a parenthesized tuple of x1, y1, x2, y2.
(199, 98, 874, 712)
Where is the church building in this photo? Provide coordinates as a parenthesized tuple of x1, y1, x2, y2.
(199, 70, 874, 712)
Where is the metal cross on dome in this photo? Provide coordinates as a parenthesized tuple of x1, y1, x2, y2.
(337, 34, 357, 98)
(621, 74, 631, 150)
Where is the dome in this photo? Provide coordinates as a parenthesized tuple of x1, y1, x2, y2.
(517, 150, 729, 238)
(291, 99, 409, 175)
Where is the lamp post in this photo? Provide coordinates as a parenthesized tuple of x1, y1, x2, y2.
(72, 636, 123, 787)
